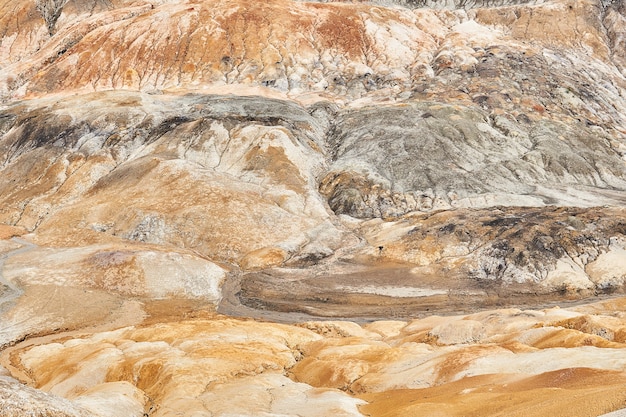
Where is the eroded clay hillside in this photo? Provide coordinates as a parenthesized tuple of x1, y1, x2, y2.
(2, 0, 626, 416)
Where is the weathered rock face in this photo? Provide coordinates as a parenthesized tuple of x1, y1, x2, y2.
(0, 92, 337, 262)
(1, 91, 625, 318)
(0, 375, 97, 417)
(5, 0, 624, 223)
(2, 0, 624, 101)
(321, 102, 626, 218)
(0, 90, 345, 349)
(238, 206, 626, 320)
(362, 207, 626, 292)
(2, 0, 626, 416)
(3, 299, 626, 417)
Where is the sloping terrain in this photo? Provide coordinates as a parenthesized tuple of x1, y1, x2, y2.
(1, 0, 626, 416)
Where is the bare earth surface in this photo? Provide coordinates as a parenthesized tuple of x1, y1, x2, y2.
(1, 0, 626, 416)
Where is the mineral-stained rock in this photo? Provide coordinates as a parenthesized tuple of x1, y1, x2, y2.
(0, 92, 338, 266)
(320, 101, 626, 218)
(1, 91, 625, 296)
(3, 244, 226, 299)
(1, 0, 626, 415)
(0, 0, 623, 104)
(3, 300, 626, 417)
(3, 319, 368, 417)
(0, 375, 96, 417)
(359, 206, 626, 291)
(238, 206, 626, 320)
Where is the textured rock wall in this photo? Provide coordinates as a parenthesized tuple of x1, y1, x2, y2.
(1, 0, 624, 101)
(321, 101, 626, 218)
(5, 0, 624, 220)
(0, 92, 338, 264)
(2, 91, 625, 294)
(361, 207, 626, 291)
